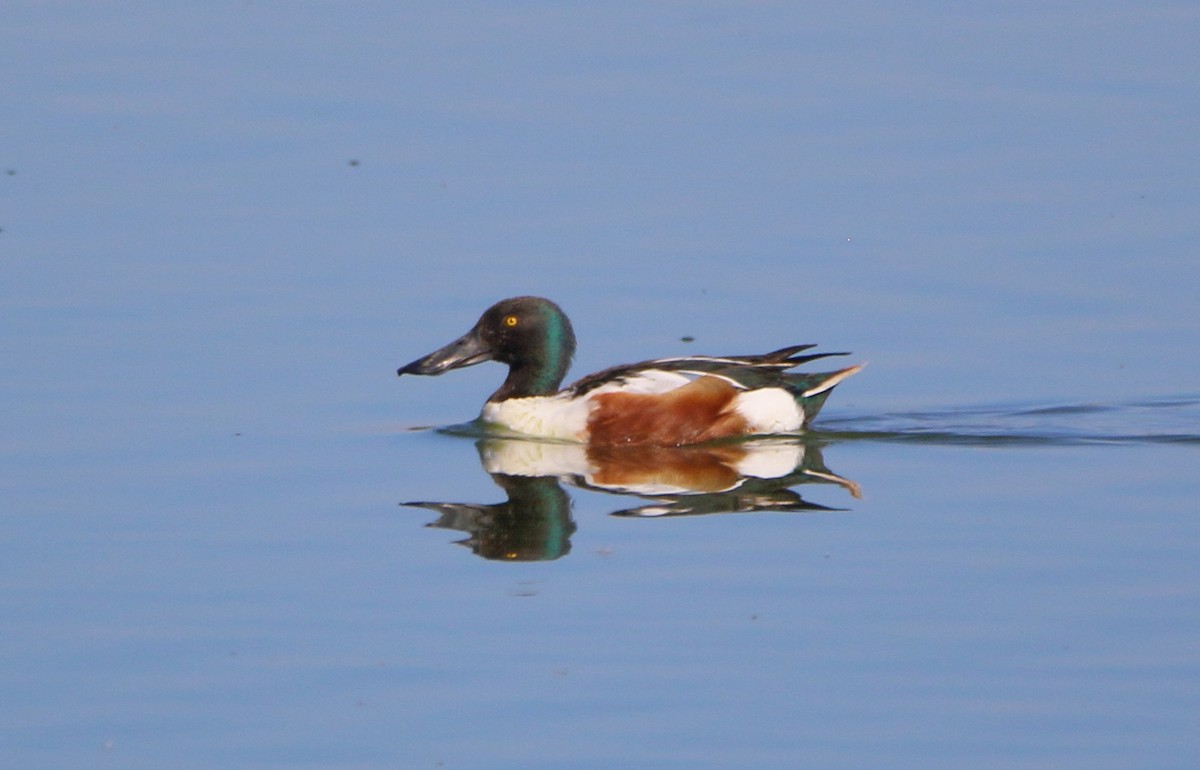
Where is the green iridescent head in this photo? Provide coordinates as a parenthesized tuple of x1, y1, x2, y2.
(398, 296, 577, 400)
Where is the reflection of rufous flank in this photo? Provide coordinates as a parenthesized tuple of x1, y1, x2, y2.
(585, 443, 748, 493)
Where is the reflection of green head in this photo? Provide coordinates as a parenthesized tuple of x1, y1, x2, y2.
(407, 470, 576, 562)
(488, 474, 575, 561)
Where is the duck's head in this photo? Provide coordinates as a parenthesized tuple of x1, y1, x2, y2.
(397, 296, 577, 401)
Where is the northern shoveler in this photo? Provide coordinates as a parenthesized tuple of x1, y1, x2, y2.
(397, 296, 862, 446)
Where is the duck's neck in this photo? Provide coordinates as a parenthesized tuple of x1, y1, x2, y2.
(491, 355, 570, 401)
(491, 319, 574, 400)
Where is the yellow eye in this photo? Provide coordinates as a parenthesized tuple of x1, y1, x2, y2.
(503, 315, 519, 327)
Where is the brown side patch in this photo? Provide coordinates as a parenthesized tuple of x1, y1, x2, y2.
(586, 444, 748, 492)
(585, 375, 749, 446)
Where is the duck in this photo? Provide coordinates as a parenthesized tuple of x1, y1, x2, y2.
(397, 296, 861, 446)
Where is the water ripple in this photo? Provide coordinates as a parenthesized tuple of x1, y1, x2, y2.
(817, 395, 1200, 447)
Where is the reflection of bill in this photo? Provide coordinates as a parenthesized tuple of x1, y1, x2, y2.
(404, 439, 860, 561)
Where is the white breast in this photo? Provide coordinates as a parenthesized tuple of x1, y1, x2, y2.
(480, 393, 591, 441)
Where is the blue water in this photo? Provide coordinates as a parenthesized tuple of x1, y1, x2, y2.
(3, 3, 1198, 768)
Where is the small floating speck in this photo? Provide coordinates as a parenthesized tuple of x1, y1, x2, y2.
(680, 335, 695, 343)
(509, 579, 541, 597)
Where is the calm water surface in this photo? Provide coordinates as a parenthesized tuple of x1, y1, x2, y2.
(3, 3, 1198, 769)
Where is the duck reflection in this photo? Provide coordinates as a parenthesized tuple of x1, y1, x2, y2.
(407, 473, 576, 561)
(405, 438, 859, 562)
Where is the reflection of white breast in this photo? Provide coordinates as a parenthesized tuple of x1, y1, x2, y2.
(478, 439, 591, 478)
